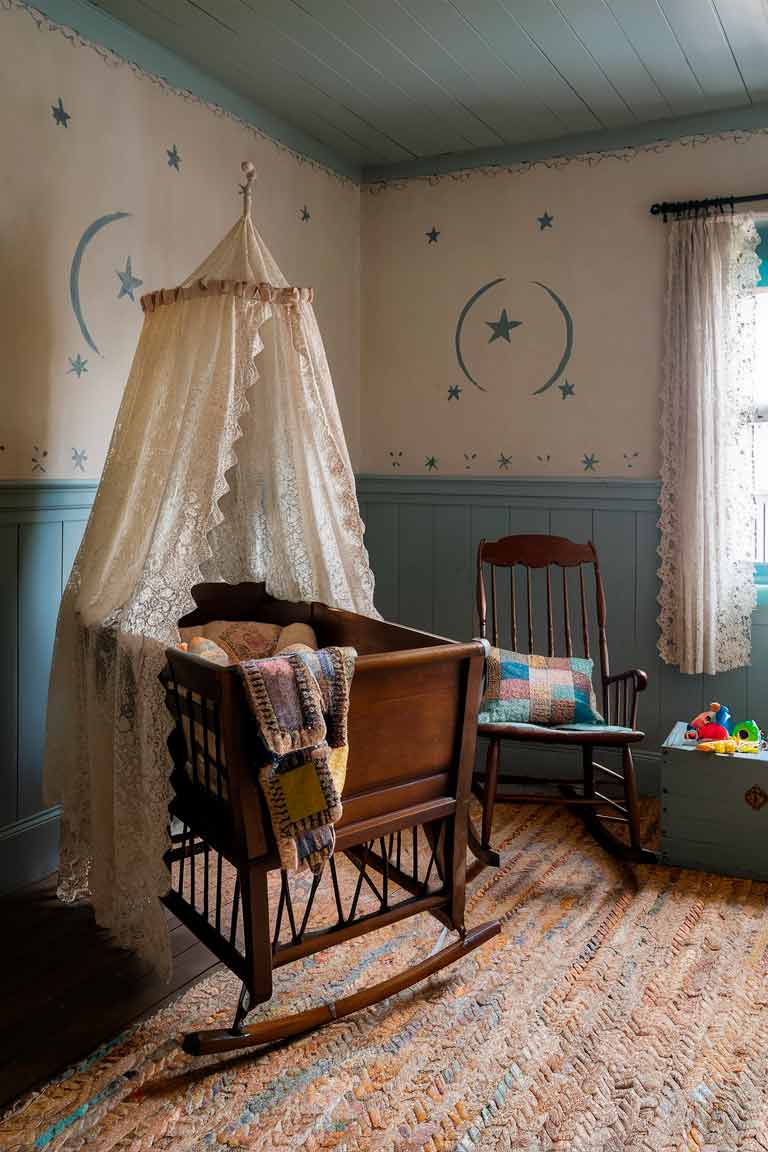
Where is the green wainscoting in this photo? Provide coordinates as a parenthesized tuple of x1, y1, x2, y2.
(4, 474, 768, 892)
(357, 475, 768, 791)
(0, 481, 98, 893)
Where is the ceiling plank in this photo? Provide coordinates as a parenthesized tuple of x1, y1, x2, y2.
(228, 0, 479, 154)
(604, 0, 708, 115)
(289, 0, 511, 147)
(657, 0, 750, 107)
(294, 0, 555, 145)
(395, 0, 567, 141)
(320, 0, 513, 148)
(497, 0, 637, 127)
(712, 0, 768, 102)
(551, 0, 671, 120)
(93, 0, 412, 163)
(447, 0, 601, 132)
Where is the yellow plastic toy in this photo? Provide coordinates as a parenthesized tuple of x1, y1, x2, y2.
(695, 738, 761, 754)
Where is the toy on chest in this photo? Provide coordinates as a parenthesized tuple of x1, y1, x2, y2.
(685, 701, 764, 754)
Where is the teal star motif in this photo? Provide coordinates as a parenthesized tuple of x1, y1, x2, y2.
(497, 452, 512, 470)
(167, 145, 181, 170)
(582, 453, 599, 472)
(300, 205, 311, 222)
(67, 353, 88, 378)
(51, 97, 70, 127)
(72, 448, 88, 472)
(486, 309, 522, 343)
(558, 379, 575, 399)
(538, 211, 554, 230)
(448, 384, 462, 400)
(425, 455, 438, 471)
(116, 257, 143, 302)
(426, 226, 440, 244)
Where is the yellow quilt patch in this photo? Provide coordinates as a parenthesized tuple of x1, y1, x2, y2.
(281, 759, 329, 823)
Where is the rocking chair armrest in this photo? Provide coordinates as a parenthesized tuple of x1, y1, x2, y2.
(604, 668, 648, 693)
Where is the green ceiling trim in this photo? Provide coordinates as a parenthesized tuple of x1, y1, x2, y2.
(362, 101, 768, 184)
(22, 0, 360, 182)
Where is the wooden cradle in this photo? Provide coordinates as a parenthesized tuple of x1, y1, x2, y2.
(161, 582, 500, 1055)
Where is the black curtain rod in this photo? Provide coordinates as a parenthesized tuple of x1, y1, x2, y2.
(650, 191, 768, 220)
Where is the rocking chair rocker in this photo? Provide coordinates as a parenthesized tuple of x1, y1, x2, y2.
(471, 534, 656, 867)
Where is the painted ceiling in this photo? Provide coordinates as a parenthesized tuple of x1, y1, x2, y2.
(86, 0, 768, 178)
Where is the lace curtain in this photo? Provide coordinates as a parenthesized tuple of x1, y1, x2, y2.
(658, 213, 759, 675)
(45, 212, 377, 978)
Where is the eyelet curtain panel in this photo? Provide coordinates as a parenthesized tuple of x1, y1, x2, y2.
(658, 214, 759, 675)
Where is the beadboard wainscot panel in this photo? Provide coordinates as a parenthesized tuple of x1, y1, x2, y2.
(357, 475, 768, 795)
(0, 481, 97, 892)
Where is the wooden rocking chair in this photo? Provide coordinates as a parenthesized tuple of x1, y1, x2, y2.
(471, 534, 656, 866)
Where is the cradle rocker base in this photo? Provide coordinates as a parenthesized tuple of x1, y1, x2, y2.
(162, 583, 494, 1060)
(182, 919, 500, 1056)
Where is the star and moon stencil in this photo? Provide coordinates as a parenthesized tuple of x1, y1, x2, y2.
(453, 277, 574, 398)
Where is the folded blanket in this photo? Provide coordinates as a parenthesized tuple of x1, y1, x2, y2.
(238, 646, 355, 873)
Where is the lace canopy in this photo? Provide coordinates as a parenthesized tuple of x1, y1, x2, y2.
(44, 164, 377, 977)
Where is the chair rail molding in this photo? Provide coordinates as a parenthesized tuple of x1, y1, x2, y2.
(5, 472, 768, 889)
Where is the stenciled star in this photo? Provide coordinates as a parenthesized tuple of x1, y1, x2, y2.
(167, 144, 181, 170)
(300, 205, 311, 222)
(582, 453, 599, 472)
(116, 256, 143, 302)
(72, 448, 88, 472)
(426, 226, 440, 244)
(558, 379, 575, 399)
(448, 384, 462, 401)
(425, 455, 438, 471)
(538, 211, 554, 230)
(51, 97, 70, 127)
(497, 452, 512, 470)
(67, 353, 88, 378)
(486, 308, 522, 343)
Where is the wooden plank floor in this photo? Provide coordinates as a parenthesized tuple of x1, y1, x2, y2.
(0, 876, 220, 1111)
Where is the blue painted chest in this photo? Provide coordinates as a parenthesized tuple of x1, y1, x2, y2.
(661, 722, 768, 881)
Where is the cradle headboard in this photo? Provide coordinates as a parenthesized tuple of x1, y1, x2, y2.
(179, 581, 454, 656)
(180, 582, 313, 629)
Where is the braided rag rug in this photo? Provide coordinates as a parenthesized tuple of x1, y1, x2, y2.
(5, 801, 768, 1151)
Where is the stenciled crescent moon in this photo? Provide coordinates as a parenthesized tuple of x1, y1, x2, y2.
(530, 281, 573, 395)
(454, 276, 505, 391)
(454, 277, 573, 395)
(69, 212, 131, 354)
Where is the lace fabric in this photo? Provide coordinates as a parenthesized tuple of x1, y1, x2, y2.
(658, 213, 759, 675)
(44, 214, 377, 978)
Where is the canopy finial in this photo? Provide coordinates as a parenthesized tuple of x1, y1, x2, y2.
(240, 161, 256, 219)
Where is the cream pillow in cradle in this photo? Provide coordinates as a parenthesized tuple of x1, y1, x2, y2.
(186, 636, 231, 666)
(274, 623, 318, 653)
(179, 620, 282, 661)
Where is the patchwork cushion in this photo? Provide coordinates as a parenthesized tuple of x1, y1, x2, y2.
(479, 648, 604, 726)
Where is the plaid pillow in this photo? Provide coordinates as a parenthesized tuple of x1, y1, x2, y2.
(479, 648, 604, 726)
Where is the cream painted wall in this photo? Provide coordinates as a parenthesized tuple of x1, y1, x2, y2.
(361, 134, 768, 478)
(0, 3, 361, 479)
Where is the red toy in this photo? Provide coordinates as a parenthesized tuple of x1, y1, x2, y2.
(695, 722, 729, 741)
